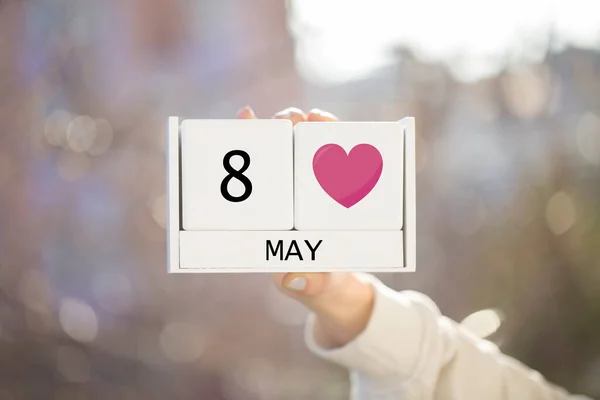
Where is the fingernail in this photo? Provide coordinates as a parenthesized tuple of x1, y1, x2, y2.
(236, 106, 255, 118)
(308, 108, 338, 121)
(273, 107, 302, 118)
(314, 109, 335, 118)
(286, 277, 307, 291)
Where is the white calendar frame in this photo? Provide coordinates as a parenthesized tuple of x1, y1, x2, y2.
(166, 116, 416, 273)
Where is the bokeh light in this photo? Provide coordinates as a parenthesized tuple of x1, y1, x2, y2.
(59, 298, 98, 343)
(546, 191, 576, 235)
(576, 112, 600, 164)
(44, 110, 72, 147)
(159, 322, 205, 364)
(67, 115, 97, 153)
(88, 118, 114, 156)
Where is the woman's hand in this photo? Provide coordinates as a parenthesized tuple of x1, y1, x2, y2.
(238, 106, 376, 348)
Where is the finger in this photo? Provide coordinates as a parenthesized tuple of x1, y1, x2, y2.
(273, 272, 330, 297)
(237, 106, 256, 119)
(307, 109, 339, 122)
(272, 107, 307, 126)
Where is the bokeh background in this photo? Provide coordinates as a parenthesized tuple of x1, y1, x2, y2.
(1, 0, 600, 398)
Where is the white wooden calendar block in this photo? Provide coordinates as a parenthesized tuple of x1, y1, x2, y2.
(166, 117, 416, 273)
(294, 122, 404, 231)
(180, 119, 293, 230)
(179, 231, 403, 271)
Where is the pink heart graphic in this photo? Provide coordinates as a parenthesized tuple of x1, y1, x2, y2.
(312, 143, 383, 208)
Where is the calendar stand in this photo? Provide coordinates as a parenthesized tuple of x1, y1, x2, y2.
(166, 117, 416, 273)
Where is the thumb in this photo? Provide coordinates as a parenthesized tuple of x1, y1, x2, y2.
(274, 272, 331, 297)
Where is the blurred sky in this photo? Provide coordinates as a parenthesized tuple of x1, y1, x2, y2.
(289, 0, 600, 83)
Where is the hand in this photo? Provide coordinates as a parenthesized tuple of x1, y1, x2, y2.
(237, 106, 376, 348)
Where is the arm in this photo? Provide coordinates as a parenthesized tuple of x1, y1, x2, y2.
(303, 273, 589, 400)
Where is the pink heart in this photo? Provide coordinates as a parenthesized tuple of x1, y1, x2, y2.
(312, 143, 383, 208)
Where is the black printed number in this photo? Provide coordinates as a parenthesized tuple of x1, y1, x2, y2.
(220, 150, 253, 202)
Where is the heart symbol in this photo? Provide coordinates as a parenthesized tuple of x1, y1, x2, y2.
(312, 143, 383, 208)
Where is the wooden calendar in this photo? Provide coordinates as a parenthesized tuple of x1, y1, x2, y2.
(167, 117, 416, 273)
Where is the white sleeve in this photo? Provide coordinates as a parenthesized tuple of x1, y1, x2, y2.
(304, 274, 590, 400)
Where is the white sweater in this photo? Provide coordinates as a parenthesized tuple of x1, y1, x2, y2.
(304, 274, 591, 400)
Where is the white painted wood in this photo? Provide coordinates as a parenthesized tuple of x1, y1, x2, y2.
(180, 119, 294, 231)
(167, 117, 180, 273)
(400, 117, 416, 272)
(166, 117, 417, 274)
(177, 231, 405, 271)
(293, 122, 404, 231)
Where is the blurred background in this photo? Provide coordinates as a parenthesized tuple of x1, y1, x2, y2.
(1, 0, 600, 398)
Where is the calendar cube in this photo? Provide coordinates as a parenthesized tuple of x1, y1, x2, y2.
(180, 119, 294, 230)
(294, 122, 404, 231)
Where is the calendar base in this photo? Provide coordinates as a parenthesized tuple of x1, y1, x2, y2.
(169, 231, 407, 273)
